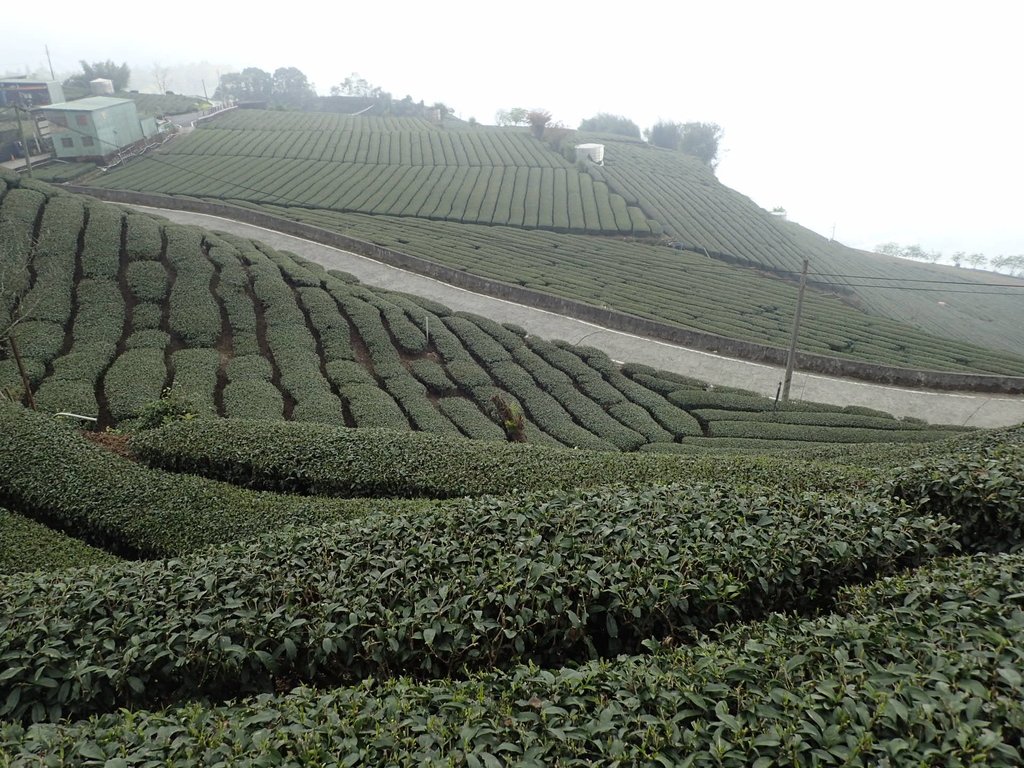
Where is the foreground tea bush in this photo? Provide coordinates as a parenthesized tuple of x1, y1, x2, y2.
(885, 427, 1024, 552)
(4, 554, 1022, 765)
(130, 418, 886, 498)
(0, 483, 951, 723)
(0, 404, 408, 558)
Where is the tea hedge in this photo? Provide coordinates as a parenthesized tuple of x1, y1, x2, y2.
(886, 429, 1024, 553)
(708, 420, 958, 444)
(130, 301, 161, 329)
(102, 348, 166, 422)
(7, 554, 1019, 764)
(124, 260, 169, 303)
(223, 380, 285, 420)
(0, 482, 952, 723)
(79, 201, 123, 280)
(0, 404, 402, 558)
(18, 195, 81, 328)
(169, 348, 221, 414)
(167, 244, 220, 348)
(123, 211, 163, 261)
(130, 418, 887, 499)
(437, 396, 507, 440)
(381, 371, 461, 436)
(0, 507, 121, 576)
(0, 188, 46, 311)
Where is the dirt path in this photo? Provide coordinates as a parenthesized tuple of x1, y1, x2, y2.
(128, 206, 1024, 428)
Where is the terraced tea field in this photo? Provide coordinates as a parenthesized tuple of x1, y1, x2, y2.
(1, 173, 967, 451)
(4, 170, 1024, 765)
(86, 110, 1024, 362)
(242, 204, 1024, 376)
(588, 135, 1024, 358)
(89, 111, 655, 234)
(2, 389, 1023, 763)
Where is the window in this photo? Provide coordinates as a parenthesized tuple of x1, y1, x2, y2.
(61, 137, 73, 148)
(82, 137, 94, 147)
(51, 114, 67, 128)
(76, 114, 88, 126)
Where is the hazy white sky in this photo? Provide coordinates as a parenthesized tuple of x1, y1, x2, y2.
(4, 0, 1022, 257)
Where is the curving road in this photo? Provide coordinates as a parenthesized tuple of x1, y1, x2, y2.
(133, 206, 1024, 428)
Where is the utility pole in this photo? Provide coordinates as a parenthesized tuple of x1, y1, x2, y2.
(45, 45, 55, 80)
(781, 258, 808, 402)
(12, 102, 34, 177)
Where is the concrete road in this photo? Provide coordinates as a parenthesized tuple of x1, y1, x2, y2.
(133, 206, 1024, 428)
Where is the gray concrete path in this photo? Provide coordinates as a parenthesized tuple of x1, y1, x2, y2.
(133, 206, 1024, 428)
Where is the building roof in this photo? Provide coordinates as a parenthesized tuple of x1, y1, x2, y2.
(41, 96, 133, 112)
(0, 78, 61, 86)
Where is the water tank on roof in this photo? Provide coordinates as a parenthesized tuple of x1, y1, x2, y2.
(574, 143, 604, 165)
(89, 78, 114, 95)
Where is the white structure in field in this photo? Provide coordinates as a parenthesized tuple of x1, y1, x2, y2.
(574, 143, 605, 165)
(89, 78, 115, 96)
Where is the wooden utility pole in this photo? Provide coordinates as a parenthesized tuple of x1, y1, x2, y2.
(781, 258, 809, 402)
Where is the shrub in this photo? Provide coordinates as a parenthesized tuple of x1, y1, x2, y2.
(0, 507, 121, 576)
(0, 482, 951, 724)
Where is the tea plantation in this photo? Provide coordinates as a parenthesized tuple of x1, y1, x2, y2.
(4, 175, 1024, 764)
(84, 109, 1024, 361)
(1, 174, 974, 446)
(2, 401, 1024, 763)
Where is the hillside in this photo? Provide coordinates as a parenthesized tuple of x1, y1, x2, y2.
(588, 134, 1024, 359)
(84, 109, 1024, 365)
(3, 170, 1024, 763)
(89, 111, 654, 234)
(1, 173, 963, 450)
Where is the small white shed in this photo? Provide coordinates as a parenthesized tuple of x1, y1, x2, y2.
(574, 143, 605, 165)
(89, 78, 115, 96)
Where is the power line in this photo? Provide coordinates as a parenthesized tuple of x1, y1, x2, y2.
(807, 272, 1024, 287)
(828, 284, 1024, 295)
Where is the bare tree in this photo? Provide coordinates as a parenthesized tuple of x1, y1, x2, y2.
(152, 62, 172, 94)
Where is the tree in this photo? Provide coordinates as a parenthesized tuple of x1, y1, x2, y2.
(965, 253, 987, 270)
(876, 243, 942, 264)
(331, 73, 383, 98)
(526, 110, 552, 139)
(151, 63, 171, 94)
(993, 255, 1024, 277)
(495, 107, 528, 126)
(65, 60, 131, 91)
(272, 66, 315, 106)
(214, 68, 273, 102)
(578, 113, 641, 139)
(644, 120, 724, 171)
(678, 122, 724, 171)
(645, 120, 683, 150)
